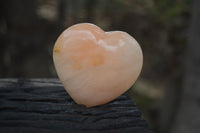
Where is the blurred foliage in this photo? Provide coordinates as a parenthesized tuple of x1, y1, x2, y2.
(153, 0, 190, 21)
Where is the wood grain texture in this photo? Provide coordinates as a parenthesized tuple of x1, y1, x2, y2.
(0, 79, 153, 133)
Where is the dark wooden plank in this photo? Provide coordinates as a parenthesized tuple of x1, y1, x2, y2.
(0, 79, 153, 133)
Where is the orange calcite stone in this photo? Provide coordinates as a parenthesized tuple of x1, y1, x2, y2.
(53, 23, 143, 107)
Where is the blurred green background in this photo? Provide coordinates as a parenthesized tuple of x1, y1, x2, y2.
(1, 0, 200, 133)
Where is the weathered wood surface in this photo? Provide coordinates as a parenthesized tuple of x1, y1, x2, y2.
(0, 79, 153, 133)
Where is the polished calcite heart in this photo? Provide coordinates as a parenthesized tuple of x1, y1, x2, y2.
(53, 23, 143, 107)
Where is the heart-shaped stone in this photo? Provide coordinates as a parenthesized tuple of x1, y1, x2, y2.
(53, 23, 143, 107)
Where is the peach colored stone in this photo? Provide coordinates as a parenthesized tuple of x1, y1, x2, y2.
(53, 23, 143, 107)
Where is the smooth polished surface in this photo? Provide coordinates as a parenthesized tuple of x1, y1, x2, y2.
(53, 23, 143, 107)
